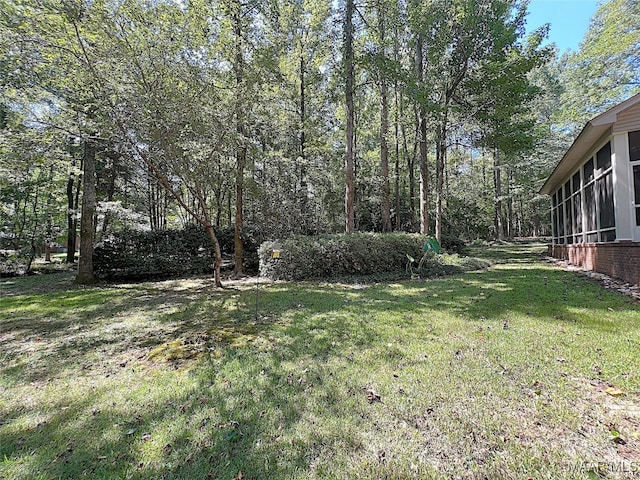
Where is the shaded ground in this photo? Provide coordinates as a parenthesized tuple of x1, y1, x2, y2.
(1, 243, 639, 479)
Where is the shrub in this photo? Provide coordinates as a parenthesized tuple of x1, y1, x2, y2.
(414, 251, 491, 278)
(258, 233, 429, 280)
(93, 225, 214, 280)
(93, 224, 264, 280)
(440, 234, 467, 254)
(0, 250, 27, 277)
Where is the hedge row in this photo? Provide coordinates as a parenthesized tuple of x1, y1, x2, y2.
(259, 233, 434, 280)
(93, 224, 261, 280)
(412, 251, 491, 278)
(440, 234, 467, 254)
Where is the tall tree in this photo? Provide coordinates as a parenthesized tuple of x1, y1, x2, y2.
(409, 0, 430, 235)
(557, 0, 640, 131)
(344, 0, 356, 233)
(76, 137, 96, 283)
(371, 0, 393, 232)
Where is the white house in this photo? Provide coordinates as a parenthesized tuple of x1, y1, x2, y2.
(540, 93, 640, 285)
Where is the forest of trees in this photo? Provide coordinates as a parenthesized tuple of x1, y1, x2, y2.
(1, 0, 638, 284)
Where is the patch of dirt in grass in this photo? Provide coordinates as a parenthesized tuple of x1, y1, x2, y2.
(145, 324, 271, 365)
(147, 333, 211, 362)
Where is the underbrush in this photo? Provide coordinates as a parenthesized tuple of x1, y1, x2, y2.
(410, 251, 492, 278)
(259, 233, 426, 280)
(259, 233, 484, 281)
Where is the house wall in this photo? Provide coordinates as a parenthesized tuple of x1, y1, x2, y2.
(612, 103, 640, 134)
(612, 132, 634, 240)
(550, 134, 616, 245)
(549, 242, 640, 285)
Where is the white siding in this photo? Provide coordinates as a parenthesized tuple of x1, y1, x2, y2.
(612, 133, 633, 240)
(613, 103, 640, 133)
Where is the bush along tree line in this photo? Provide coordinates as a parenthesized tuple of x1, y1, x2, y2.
(258, 233, 490, 281)
(93, 228, 479, 281)
(93, 225, 262, 280)
(1, 1, 638, 283)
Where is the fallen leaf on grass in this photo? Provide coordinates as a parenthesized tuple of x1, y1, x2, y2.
(605, 386, 624, 397)
(365, 386, 381, 403)
(609, 429, 627, 445)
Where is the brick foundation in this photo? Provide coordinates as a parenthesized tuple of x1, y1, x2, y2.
(549, 242, 640, 286)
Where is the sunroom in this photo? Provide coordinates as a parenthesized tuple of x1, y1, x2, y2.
(540, 93, 640, 285)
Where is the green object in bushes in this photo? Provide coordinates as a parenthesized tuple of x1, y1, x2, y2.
(423, 237, 441, 254)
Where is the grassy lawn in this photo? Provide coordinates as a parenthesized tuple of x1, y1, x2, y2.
(1, 244, 640, 479)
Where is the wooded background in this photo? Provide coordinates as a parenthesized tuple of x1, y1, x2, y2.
(1, 0, 638, 284)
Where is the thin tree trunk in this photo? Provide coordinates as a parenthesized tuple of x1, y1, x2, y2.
(493, 149, 505, 241)
(394, 83, 401, 231)
(233, 5, 245, 274)
(378, 7, 391, 232)
(507, 165, 513, 239)
(393, 29, 401, 231)
(147, 170, 155, 230)
(44, 165, 54, 262)
(26, 181, 41, 273)
(227, 189, 232, 228)
(215, 155, 223, 227)
(76, 138, 96, 284)
(415, 32, 429, 234)
(66, 161, 77, 263)
(101, 154, 116, 237)
(402, 111, 415, 230)
(344, 0, 356, 233)
(435, 115, 447, 243)
(206, 224, 223, 287)
(299, 47, 309, 230)
(519, 197, 524, 237)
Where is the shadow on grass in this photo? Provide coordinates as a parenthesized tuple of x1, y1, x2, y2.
(1, 244, 639, 479)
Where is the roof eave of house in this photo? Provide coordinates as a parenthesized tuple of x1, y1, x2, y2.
(540, 93, 640, 196)
(540, 122, 605, 195)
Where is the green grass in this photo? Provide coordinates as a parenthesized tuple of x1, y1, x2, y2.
(1, 244, 640, 479)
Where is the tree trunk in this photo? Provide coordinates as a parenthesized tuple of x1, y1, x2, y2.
(435, 117, 447, 243)
(393, 29, 401, 231)
(44, 165, 54, 262)
(299, 48, 309, 231)
(66, 157, 81, 263)
(26, 181, 41, 273)
(101, 154, 117, 238)
(394, 85, 401, 231)
(344, 0, 356, 234)
(402, 113, 415, 230)
(76, 138, 96, 284)
(493, 149, 505, 241)
(65, 170, 74, 262)
(416, 33, 429, 235)
(227, 190, 232, 228)
(205, 224, 223, 287)
(233, 5, 245, 274)
(147, 169, 156, 230)
(378, 9, 391, 232)
(507, 165, 513, 239)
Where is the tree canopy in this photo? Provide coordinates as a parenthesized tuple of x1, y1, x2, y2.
(1, 0, 638, 281)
